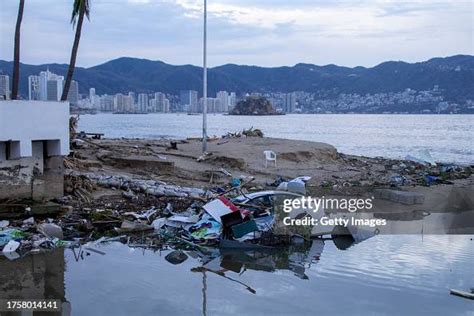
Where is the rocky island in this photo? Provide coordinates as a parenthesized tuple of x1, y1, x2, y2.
(229, 96, 281, 115)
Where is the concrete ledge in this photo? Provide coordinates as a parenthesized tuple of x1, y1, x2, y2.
(0, 100, 69, 157)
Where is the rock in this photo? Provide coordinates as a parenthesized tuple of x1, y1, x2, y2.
(37, 223, 64, 239)
(122, 190, 137, 200)
(165, 250, 188, 265)
(229, 96, 278, 115)
(0, 220, 9, 229)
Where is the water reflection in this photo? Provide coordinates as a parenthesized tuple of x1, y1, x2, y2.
(1, 234, 472, 315)
(194, 240, 325, 281)
(0, 249, 70, 315)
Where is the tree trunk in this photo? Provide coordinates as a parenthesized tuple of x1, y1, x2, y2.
(61, 5, 85, 102)
(11, 0, 25, 100)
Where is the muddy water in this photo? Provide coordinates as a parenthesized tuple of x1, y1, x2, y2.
(1, 235, 473, 315)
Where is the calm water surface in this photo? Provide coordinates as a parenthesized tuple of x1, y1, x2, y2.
(1, 235, 473, 315)
(78, 114, 474, 164)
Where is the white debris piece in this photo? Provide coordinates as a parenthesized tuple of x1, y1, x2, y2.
(0, 220, 9, 229)
(2, 240, 20, 253)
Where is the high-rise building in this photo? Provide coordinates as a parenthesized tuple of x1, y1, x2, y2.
(137, 93, 148, 113)
(39, 70, 63, 101)
(199, 97, 220, 113)
(100, 95, 114, 112)
(67, 80, 79, 105)
(89, 88, 96, 100)
(154, 92, 165, 112)
(229, 92, 237, 111)
(180, 90, 198, 113)
(284, 92, 296, 113)
(148, 98, 157, 112)
(114, 93, 126, 112)
(128, 92, 136, 105)
(216, 91, 229, 112)
(46, 80, 63, 101)
(163, 98, 170, 113)
(0, 75, 10, 100)
(124, 95, 133, 112)
(28, 75, 40, 100)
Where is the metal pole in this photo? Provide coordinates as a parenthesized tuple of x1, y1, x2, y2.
(202, 0, 208, 153)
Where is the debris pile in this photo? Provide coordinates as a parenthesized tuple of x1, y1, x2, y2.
(69, 171, 212, 199)
(0, 217, 76, 260)
(1, 174, 313, 260)
(65, 173, 96, 202)
(223, 127, 264, 138)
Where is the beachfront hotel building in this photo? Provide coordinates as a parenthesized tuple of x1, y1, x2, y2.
(28, 70, 65, 102)
(138, 93, 149, 113)
(181, 90, 198, 113)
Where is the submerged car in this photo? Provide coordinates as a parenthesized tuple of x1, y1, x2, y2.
(231, 190, 303, 214)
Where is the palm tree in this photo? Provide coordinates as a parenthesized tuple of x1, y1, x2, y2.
(11, 0, 25, 100)
(61, 0, 90, 102)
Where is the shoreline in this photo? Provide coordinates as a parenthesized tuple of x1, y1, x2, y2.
(67, 135, 473, 201)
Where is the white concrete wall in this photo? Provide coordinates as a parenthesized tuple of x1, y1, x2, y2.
(0, 100, 69, 158)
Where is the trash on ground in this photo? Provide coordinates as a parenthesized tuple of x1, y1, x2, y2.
(37, 223, 64, 239)
(2, 240, 20, 253)
(449, 288, 474, 300)
(405, 149, 437, 166)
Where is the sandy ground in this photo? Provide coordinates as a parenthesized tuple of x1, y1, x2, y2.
(69, 136, 473, 201)
(70, 136, 371, 189)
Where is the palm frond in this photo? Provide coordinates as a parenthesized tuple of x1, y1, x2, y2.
(71, 0, 91, 27)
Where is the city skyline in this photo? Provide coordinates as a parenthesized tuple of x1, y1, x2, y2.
(0, 0, 472, 68)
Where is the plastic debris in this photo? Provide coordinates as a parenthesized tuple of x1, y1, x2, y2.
(2, 240, 20, 253)
(202, 197, 237, 223)
(37, 223, 64, 239)
(123, 207, 157, 223)
(152, 218, 167, 230)
(390, 174, 406, 186)
(231, 178, 242, 187)
(0, 229, 26, 247)
(287, 179, 306, 195)
(231, 220, 258, 238)
(188, 214, 222, 240)
(276, 176, 310, 194)
(23, 217, 35, 225)
(405, 149, 436, 166)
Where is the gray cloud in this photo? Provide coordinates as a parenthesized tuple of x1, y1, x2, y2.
(0, 0, 472, 68)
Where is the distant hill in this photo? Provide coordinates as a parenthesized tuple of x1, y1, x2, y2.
(0, 55, 473, 102)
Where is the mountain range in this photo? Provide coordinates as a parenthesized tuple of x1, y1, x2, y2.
(0, 55, 473, 102)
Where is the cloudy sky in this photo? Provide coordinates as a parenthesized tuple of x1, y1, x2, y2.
(0, 0, 472, 68)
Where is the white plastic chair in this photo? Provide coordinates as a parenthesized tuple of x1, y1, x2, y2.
(264, 150, 277, 168)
